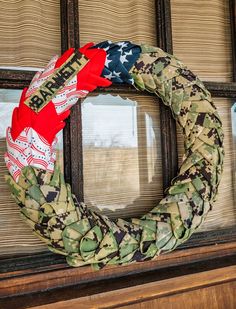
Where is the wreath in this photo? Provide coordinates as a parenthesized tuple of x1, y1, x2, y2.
(5, 41, 224, 269)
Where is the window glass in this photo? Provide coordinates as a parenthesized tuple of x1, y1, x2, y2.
(172, 0, 233, 82)
(0, 89, 63, 256)
(79, 0, 157, 46)
(0, 0, 60, 68)
(82, 94, 163, 219)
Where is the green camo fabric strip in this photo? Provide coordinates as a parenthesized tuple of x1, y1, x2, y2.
(6, 44, 224, 269)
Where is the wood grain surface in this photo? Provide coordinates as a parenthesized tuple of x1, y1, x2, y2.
(122, 281, 236, 309)
(1, 242, 236, 298)
(26, 264, 236, 309)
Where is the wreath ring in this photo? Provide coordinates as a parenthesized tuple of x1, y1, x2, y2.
(5, 41, 224, 269)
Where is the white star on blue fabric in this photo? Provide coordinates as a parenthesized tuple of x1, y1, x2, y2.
(120, 54, 128, 64)
(104, 72, 113, 79)
(117, 42, 129, 52)
(117, 42, 128, 48)
(113, 71, 121, 78)
(125, 50, 133, 56)
(93, 40, 141, 85)
(105, 57, 112, 67)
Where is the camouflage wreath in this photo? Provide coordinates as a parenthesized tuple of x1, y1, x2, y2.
(5, 41, 224, 269)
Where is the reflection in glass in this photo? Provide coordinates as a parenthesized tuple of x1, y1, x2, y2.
(0, 89, 63, 256)
(171, 0, 232, 82)
(231, 101, 236, 209)
(82, 94, 163, 219)
(0, 89, 64, 170)
(79, 0, 157, 47)
(0, 1, 60, 67)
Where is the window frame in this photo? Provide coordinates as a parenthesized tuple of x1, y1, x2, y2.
(0, 0, 236, 305)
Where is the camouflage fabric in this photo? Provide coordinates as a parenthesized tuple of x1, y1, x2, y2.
(6, 43, 224, 269)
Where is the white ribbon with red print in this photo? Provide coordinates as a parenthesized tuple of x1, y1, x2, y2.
(5, 54, 89, 181)
(26, 55, 89, 115)
(5, 127, 57, 182)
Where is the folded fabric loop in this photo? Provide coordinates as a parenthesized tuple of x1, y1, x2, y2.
(77, 43, 112, 91)
(32, 103, 70, 144)
(11, 88, 32, 141)
(11, 90, 69, 145)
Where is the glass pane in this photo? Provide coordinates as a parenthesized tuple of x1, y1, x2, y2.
(79, 0, 157, 46)
(82, 94, 163, 219)
(0, 0, 60, 68)
(177, 98, 236, 232)
(171, 0, 233, 82)
(0, 89, 63, 256)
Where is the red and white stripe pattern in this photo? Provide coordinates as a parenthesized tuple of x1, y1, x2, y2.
(5, 52, 90, 182)
(26, 55, 89, 115)
(51, 77, 88, 114)
(26, 55, 58, 97)
(5, 127, 57, 182)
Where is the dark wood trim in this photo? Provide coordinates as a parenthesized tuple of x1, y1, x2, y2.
(1, 76, 236, 99)
(0, 70, 35, 89)
(179, 226, 236, 249)
(68, 102, 84, 200)
(204, 81, 236, 98)
(95, 84, 142, 94)
(60, 0, 84, 200)
(156, 0, 178, 189)
(1, 243, 236, 308)
(12, 264, 236, 309)
(156, 0, 173, 54)
(103, 82, 236, 98)
(229, 0, 236, 81)
(61, 0, 80, 50)
(60, 0, 69, 54)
